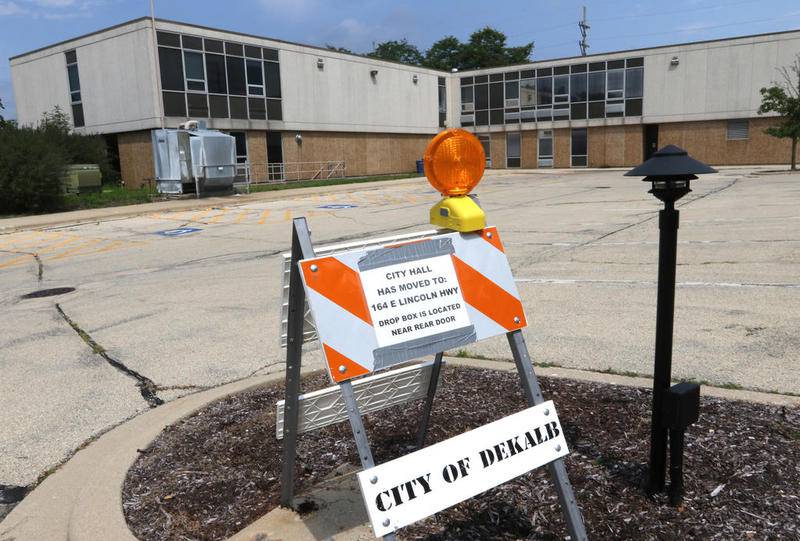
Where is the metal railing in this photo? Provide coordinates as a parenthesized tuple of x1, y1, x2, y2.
(238, 160, 347, 185)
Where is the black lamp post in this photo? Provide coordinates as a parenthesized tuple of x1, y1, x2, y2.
(625, 145, 717, 503)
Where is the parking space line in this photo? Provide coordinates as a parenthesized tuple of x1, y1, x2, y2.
(46, 238, 105, 261)
(208, 208, 229, 224)
(257, 209, 271, 224)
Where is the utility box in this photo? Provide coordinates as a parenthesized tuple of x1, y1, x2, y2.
(60, 164, 102, 194)
(662, 382, 700, 430)
(151, 121, 236, 196)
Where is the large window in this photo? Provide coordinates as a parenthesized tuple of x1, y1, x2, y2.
(157, 30, 283, 121)
(65, 50, 84, 127)
(538, 130, 553, 168)
(506, 132, 520, 168)
(438, 76, 447, 128)
(571, 128, 587, 167)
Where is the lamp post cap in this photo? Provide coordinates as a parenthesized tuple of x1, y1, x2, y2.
(624, 145, 717, 179)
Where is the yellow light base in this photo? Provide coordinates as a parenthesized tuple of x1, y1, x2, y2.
(430, 195, 486, 232)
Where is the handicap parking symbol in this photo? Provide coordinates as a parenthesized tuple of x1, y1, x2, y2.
(156, 227, 202, 237)
(317, 204, 357, 209)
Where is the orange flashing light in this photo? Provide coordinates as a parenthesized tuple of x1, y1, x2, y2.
(423, 129, 486, 196)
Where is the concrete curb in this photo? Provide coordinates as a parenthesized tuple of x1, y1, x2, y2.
(2, 356, 795, 541)
(0, 368, 297, 541)
(0, 175, 427, 233)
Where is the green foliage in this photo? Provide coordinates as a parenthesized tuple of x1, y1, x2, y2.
(325, 44, 354, 54)
(367, 39, 424, 66)
(0, 106, 120, 214)
(424, 36, 463, 71)
(758, 55, 800, 169)
(458, 27, 533, 70)
(0, 96, 4, 121)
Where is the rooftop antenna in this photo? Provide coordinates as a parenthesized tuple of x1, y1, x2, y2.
(579, 6, 590, 56)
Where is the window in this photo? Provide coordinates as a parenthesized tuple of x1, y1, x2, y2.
(246, 59, 264, 95)
(159, 47, 184, 91)
(461, 86, 474, 111)
(588, 71, 605, 101)
(607, 69, 624, 100)
(156, 31, 180, 47)
(537, 76, 552, 105)
(553, 74, 569, 103)
(205, 54, 227, 94)
(571, 128, 587, 167)
(625, 67, 643, 98)
(230, 131, 248, 180)
(65, 50, 83, 127)
(226, 56, 246, 95)
(478, 134, 491, 167)
(520, 79, 535, 108)
(538, 130, 553, 167)
(438, 77, 447, 128)
(182, 35, 202, 50)
(506, 133, 521, 168)
(187, 93, 208, 117)
(727, 119, 749, 140)
(209, 95, 228, 118)
(264, 61, 281, 98)
(184, 51, 206, 92)
(248, 97, 266, 120)
(163, 91, 186, 117)
(267, 98, 282, 120)
(474, 84, 488, 110)
(229, 96, 247, 119)
(570, 73, 587, 102)
(489, 82, 503, 109)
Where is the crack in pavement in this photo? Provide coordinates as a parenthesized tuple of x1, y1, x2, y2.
(0, 249, 43, 281)
(54, 304, 164, 408)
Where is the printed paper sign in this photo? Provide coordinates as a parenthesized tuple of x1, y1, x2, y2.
(359, 255, 471, 348)
(357, 401, 568, 536)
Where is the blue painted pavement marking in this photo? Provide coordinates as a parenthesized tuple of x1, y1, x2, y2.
(156, 227, 202, 237)
(317, 204, 358, 209)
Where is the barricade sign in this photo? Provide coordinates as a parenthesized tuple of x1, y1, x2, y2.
(277, 129, 587, 541)
(299, 226, 526, 382)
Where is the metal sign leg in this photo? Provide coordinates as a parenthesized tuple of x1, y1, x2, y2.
(415, 352, 444, 449)
(507, 330, 588, 541)
(280, 218, 316, 507)
(340, 380, 398, 541)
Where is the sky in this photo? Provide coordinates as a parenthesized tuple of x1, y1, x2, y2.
(1, 0, 800, 120)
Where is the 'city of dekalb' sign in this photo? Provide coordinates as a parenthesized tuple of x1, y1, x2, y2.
(357, 401, 568, 536)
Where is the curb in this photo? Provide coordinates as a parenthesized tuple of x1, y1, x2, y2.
(0, 176, 427, 233)
(0, 368, 298, 541)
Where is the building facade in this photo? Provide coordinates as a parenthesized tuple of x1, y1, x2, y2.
(9, 19, 800, 188)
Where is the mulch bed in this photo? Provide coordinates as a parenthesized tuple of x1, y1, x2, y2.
(123, 366, 800, 540)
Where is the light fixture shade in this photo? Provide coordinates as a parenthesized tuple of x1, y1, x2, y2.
(625, 145, 717, 179)
(423, 129, 485, 196)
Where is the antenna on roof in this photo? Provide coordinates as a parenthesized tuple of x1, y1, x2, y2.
(579, 6, 590, 56)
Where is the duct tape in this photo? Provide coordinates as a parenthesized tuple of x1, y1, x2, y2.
(373, 325, 476, 370)
(357, 238, 454, 271)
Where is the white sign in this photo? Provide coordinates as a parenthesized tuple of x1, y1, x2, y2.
(360, 255, 471, 348)
(357, 401, 568, 537)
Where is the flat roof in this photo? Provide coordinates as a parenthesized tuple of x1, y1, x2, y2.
(9, 15, 800, 74)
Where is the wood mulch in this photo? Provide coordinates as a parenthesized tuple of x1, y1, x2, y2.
(123, 366, 800, 540)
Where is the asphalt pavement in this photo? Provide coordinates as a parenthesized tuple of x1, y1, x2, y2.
(1, 167, 798, 495)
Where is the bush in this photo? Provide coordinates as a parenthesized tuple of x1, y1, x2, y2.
(0, 106, 120, 214)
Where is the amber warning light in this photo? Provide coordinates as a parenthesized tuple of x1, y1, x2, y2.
(423, 129, 486, 232)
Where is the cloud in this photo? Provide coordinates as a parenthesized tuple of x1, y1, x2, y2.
(0, 1, 29, 16)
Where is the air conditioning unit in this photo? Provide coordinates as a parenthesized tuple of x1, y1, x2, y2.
(505, 99, 520, 108)
(460, 114, 475, 124)
(461, 102, 474, 112)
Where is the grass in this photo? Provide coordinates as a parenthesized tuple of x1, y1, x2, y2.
(247, 173, 418, 193)
(62, 185, 158, 211)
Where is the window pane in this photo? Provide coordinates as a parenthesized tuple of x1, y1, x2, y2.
(537, 76, 552, 105)
(65, 50, 77, 64)
(182, 35, 203, 50)
(607, 69, 624, 99)
(163, 91, 186, 116)
(229, 96, 247, 119)
(187, 81, 205, 91)
(225, 42, 243, 56)
(159, 47, 184, 91)
(204, 39, 223, 53)
(588, 101, 604, 118)
(184, 51, 204, 81)
(625, 98, 642, 116)
(156, 31, 180, 47)
(246, 59, 263, 86)
(187, 93, 208, 117)
(461, 86, 473, 103)
(231, 132, 247, 157)
(570, 73, 587, 101)
(625, 67, 643, 98)
(71, 91, 81, 103)
(474, 84, 488, 109)
(71, 103, 84, 127)
(205, 53, 227, 94)
(507, 133, 520, 158)
(67, 64, 80, 92)
(520, 79, 535, 107)
(263, 48, 279, 61)
(209, 94, 228, 118)
(570, 102, 587, 120)
(267, 98, 282, 120)
(475, 110, 488, 126)
(571, 128, 587, 156)
(438, 85, 446, 113)
(226, 56, 246, 95)
(490, 109, 504, 125)
(489, 82, 503, 109)
(505, 81, 519, 100)
(588, 71, 605, 101)
(248, 97, 266, 120)
(553, 74, 569, 102)
(264, 61, 281, 98)
(245, 45, 261, 58)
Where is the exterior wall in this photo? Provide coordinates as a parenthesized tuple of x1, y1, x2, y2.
(246, 131, 269, 181)
(554, 129, 571, 168)
(279, 131, 430, 177)
(521, 130, 537, 168)
(489, 134, 507, 169)
(587, 125, 643, 167)
(658, 117, 792, 165)
(118, 130, 155, 188)
(11, 19, 159, 132)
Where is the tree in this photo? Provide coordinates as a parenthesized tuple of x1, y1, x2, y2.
(0, 96, 4, 121)
(326, 44, 354, 54)
(758, 55, 800, 170)
(368, 39, 424, 66)
(459, 27, 533, 70)
(424, 36, 462, 71)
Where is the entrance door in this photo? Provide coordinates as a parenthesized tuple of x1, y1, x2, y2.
(644, 125, 659, 160)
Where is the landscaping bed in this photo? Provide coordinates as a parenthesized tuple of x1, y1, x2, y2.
(123, 366, 800, 540)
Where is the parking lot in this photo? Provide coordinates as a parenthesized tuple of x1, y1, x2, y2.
(1, 167, 798, 490)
